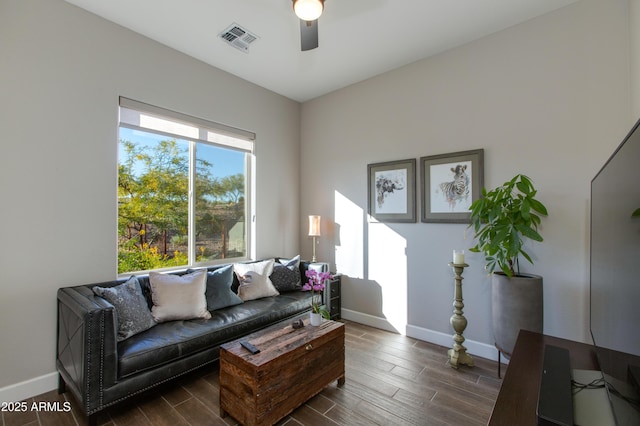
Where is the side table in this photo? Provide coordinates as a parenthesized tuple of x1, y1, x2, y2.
(324, 275, 341, 320)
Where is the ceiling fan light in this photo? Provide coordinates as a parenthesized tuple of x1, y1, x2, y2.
(294, 0, 324, 21)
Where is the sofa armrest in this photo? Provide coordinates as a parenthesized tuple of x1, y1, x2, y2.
(57, 286, 118, 415)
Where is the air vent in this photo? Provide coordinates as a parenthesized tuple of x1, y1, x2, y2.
(219, 23, 259, 53)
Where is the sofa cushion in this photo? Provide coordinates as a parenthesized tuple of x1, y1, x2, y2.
(92, 276, 156, 341)
(234, 259, 279, 301)
(271, 255, 302, 292)
(117, 291, 313, 379)
(149, 270, 211, 322)
(202, 265, 243, 311)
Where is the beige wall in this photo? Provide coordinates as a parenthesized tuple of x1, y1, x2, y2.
(300, 0, 633, 357)
(0, 0, 300, 399)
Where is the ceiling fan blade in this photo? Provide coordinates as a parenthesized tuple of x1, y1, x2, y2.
(300, 19, 318, 51)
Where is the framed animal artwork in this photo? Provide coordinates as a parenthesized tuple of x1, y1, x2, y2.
(420, 149, 484, 223)
(367, 159, 416, 223)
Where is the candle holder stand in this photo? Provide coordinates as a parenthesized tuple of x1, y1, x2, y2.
(447, 262, 474, 369)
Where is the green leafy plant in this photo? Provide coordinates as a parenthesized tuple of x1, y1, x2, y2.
(468, 174, 548, 277)
(632, 208, 640, 217)
(117, 240, 189, 274)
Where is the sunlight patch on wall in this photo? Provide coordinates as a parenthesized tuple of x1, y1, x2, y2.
(334, 191, 364, 278)
(334, 190, 408, 333)
(368, 222, 408, 334)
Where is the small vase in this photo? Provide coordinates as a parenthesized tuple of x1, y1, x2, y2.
(310, 312, 322, 326)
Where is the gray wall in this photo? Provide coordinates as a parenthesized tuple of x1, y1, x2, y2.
(299, 0, 634, 357)
(0, 0, 300, 398)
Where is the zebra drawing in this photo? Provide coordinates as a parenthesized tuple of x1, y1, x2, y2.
(439, 164, 469, 211)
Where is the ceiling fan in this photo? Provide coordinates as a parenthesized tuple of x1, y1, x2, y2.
(293, 0, 325, 51)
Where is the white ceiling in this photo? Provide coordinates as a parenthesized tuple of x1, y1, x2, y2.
(64, 0, 580, 102)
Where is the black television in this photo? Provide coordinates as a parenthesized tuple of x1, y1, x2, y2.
(590, 117, 640, 425)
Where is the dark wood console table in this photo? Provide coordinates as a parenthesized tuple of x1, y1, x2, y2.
(489, 329, 599, 425)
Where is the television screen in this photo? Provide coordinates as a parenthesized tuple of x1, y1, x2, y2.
(590, 117, 640, 425)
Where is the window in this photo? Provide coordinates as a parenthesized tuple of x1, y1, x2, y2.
(117, 98, 254, 274)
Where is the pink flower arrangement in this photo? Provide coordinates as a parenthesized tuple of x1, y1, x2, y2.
(303, 269, 332, 318)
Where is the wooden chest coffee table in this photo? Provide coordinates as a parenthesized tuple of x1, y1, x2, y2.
(219, 316, 345, 426)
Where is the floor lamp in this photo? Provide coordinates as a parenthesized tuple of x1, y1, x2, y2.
(308, 215, 321, 262)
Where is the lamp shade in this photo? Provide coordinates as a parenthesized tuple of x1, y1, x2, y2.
(308, 215, 321, 237)
(293, 0, 324, 21)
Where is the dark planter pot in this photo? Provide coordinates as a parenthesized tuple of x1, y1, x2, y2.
(492, 272, 543, 361)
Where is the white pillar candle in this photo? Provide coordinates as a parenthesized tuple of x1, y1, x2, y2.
(453, 250, 465, 264)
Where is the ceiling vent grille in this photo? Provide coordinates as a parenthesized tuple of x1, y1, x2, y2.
(219, 23, 259, 53)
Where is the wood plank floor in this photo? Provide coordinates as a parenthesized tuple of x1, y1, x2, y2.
(2, 321, 505, 426)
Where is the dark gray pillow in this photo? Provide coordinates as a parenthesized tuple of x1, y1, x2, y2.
(271, 255, 302, 292)
(203, 265, 243, 311)
(93, 276, 156, 341)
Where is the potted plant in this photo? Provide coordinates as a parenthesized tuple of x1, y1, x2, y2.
(303, 269, 332, 325)
(468, 174, 548, 372)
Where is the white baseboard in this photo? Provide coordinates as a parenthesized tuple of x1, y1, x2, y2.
(341, 308, 402, 334)
(405, 324, 503, 362)
(342, 308, 504, 363)
(0, 372, 58, 403)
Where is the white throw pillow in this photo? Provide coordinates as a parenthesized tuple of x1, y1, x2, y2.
(149, 270, 211, 322)
(234, 259, 279, 301)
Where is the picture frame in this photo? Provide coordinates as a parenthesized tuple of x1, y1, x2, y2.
(367, 159, 416, 223)
(420, 149, 484, 223)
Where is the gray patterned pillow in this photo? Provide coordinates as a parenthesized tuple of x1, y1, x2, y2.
(271, 255, 302, 292)
(93, 276, 156, 341)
